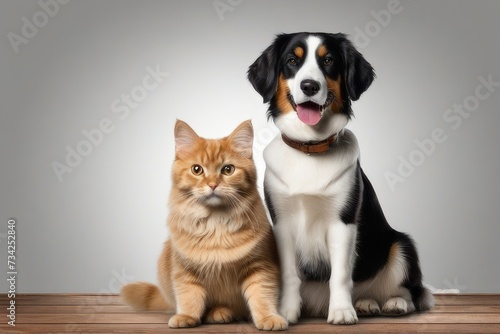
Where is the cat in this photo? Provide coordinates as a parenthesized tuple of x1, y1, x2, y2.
(121, 120, 288, 331)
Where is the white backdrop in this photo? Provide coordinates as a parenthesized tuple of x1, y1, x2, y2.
(1, 0, 499, 293)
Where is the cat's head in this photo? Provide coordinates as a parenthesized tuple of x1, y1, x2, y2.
(171, 120, 257, 209)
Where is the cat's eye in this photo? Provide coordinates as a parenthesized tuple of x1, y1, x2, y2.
(221, 164, 235, 176)
(191, 164, 204, 175)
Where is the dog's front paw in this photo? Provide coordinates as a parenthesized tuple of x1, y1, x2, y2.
(327, 306, 358, 325)
(279, 306, 300, 324)
(280, 292, 301, 323)
(254, 314, 288, 331)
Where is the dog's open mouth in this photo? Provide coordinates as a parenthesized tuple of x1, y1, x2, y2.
(288, 92, 335, 125)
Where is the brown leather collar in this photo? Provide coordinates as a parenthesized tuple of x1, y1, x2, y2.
(281, 133, 338, 155)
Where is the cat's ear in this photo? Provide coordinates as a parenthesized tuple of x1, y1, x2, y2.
(174, 120, 199, 153)
(228, 120, 254, 158)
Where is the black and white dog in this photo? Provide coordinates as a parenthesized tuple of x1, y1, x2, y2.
(247, 32, 434, 325)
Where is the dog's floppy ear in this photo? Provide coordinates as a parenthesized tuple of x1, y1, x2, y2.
(339, 36, 375, 101)
(247, 36, 285, 103)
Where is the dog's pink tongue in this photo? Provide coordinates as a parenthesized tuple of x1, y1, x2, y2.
(297, 102, 321, 125)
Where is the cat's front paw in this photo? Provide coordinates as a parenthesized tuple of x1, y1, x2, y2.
(254, 314, 288, 331)
(168, 314, 200, 328)
(327, 306, 358, 325)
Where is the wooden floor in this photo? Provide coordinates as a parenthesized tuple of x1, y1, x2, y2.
(1, 294, 500, 333)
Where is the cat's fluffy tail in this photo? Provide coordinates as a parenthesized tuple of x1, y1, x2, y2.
(121, 282, 173, 311)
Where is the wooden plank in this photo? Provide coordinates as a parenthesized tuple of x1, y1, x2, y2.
(358, 313, 500, 324)
(14, 313, 169, 324)
(14, 304, 500, 314)
(0, 294, 122, 306)
(15, 305, 139, 314)
(3, 293, 500, 306)
(430, 305, 500, 313)
(3, 323, 500, 334)
(2, 293, 500, 334)
(433, 294, 500, 305)
(12, 312, 500, 324)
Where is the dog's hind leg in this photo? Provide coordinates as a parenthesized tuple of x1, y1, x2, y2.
(354, 298, 381, 316)
(396, 233, 435, 313)
(354, 239, 434, 316)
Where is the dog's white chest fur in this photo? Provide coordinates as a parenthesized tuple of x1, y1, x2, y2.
(263, 129, 360, 270)
(263, 129, 359, 196)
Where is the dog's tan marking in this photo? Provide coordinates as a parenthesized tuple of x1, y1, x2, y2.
(388, 242, 399, 263)
(317, 44, 328, 58)
(294, 46, 304, 58)
(276, 74, 294, 114)
(326, 76, 344, 114)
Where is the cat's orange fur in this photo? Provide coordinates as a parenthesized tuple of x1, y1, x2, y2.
(121, 120, 287, 331)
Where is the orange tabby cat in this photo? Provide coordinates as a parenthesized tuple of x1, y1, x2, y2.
(121, 120, 287, 331)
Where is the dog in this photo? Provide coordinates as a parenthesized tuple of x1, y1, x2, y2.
(247, 32, 434, 325)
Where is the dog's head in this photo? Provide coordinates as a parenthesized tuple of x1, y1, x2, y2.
(248, 32, 375, 141)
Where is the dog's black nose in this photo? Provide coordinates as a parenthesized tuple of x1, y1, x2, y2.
(300, 79, 320, 96)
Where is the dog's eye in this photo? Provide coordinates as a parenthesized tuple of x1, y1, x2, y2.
(221, 164, 235, 176)
(287, 57, 297, 66)
(191, 164, 204, 175)
(323, 57, 333, 66)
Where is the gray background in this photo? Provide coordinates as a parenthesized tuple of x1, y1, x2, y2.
(1, 0, 499, 293)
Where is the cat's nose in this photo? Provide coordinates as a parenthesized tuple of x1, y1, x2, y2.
(209, 183, 218, 191)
